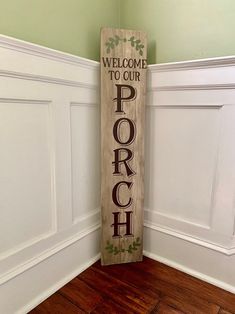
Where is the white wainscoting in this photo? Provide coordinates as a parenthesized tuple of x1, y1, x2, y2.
(145, 58, 235, 292)
(1, 35, 235, 313)
(0, 35, 100, 314)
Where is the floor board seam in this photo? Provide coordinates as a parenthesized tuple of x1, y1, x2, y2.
(57, 290, 89, 313)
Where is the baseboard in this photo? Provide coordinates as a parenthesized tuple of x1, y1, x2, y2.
(0, 223, 101, 286)
(143, 226, 235, 294)
(143, 250, 235, 294)
(21, 253, 101, 314)
(0, 229, 101, 314)
(144, 220, 235, 256)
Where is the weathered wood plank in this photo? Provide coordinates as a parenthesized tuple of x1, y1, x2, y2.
(100, 27, 147, 265)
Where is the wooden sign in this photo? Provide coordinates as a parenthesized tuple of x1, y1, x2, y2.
(100, 28, 147, 265)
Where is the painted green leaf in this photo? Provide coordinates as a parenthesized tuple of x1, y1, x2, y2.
(105, 238, 141, 255)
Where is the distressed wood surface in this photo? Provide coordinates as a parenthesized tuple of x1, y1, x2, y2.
(100, 28, 147, 265)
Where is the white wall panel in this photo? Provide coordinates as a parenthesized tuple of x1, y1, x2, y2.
(145, 105, 221, 227)
(146, 60, 235, 252)
(0, 100, 55, 259)
(70, 103, 100, 224)
(210, 104, 235, 237)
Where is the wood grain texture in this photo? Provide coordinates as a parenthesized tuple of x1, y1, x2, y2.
(58, 278, 103, 312)
(29, 293, 85, 313)
(30, 257, 235, 314)
(100, 28, 147, 265)
(91, 299, 130, 314)
(93, 260, 219, 314)
(219, 310, 234, 314)
(132, 257, 235, 313)
(153, 302, 185, 314)
(79, 267, 158, 313)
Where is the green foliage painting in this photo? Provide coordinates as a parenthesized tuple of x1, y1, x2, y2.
(105, 237, 141, 255)
(105, 36, 144, 56)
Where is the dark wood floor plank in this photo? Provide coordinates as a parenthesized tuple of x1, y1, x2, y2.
(132, 257, 235, 313)
(219, 309, 235, 314)
(92, 261, 162, 299)
(93, 260, 219, 314)
(153, 302, 185, 314)
(30, 257, 235, 314)
(79, 267, 160, 313)
(58, 277, 103, 312)
(92, 260, 161, 296)
(162, 295, 219, 314)
(91, 298, 132, 314)
(29, 292, 85, 314)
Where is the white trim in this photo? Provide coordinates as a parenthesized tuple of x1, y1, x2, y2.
(0, 223, 100, 285)
(0, 97, 51, 104)
(73, 208, 101, 225)
(1, 35, 235, 92)
(145, 208, 210, 230)
(148, 55, 235, 72)
(0, 69, 98, 89)
(150, 83, 235, 91)
(0, 229, 56, 263)
(19, 253, 101, 314)
(143, 250, 235, 294)
(0, 34, 99, 69)
(146, 104, 223, 109)
(144, 221, 235, 256)
(70, 101, 98, 107)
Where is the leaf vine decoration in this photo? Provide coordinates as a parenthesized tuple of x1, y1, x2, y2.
(105, 36, 144, 56)
(128, 36, 144, 56)
(105, 35, 122, 53)
(105, 237, 141, 255)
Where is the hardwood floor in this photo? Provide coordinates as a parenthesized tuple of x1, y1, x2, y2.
(30, 257, 235, 314)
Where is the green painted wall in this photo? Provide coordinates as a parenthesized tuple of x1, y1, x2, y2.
(0, 0, 235, 64)
(0, 0, 120, 61)
(121, 0, 235, 64)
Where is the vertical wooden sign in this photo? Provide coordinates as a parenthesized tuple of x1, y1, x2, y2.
(100, 28, 147, 265)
